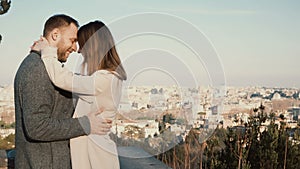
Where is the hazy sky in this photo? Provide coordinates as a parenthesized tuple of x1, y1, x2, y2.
(0, 0, 299, 88)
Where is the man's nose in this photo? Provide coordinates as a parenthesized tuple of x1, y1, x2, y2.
(72, 42, 77, 52)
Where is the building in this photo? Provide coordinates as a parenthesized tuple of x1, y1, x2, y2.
(288, 107, 300, 121)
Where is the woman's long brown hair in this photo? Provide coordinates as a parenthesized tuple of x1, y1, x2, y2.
(77, 21, 127, 80)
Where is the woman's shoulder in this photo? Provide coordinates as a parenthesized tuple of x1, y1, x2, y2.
(94, 70, 121, 78)
(95, 70, 111, 74)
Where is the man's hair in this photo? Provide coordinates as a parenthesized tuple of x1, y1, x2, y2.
(43, 14, 79, 37)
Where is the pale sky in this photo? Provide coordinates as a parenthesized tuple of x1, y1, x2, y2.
(0, 0, 299, 88)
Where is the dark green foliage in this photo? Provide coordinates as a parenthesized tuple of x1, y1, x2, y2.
(155, 106, 300, 169)
(0, 0, 11, 15)
(0, 134, 15, 150)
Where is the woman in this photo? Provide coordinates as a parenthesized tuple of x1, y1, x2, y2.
(33, 21, 126, 169)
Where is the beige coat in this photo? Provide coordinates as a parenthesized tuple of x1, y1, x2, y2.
(42, 47, 121, 169)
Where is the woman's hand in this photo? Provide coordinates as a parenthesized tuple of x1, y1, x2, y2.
(31, 37, 49, 52)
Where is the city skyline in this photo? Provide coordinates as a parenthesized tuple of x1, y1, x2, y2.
(0, 0, 299, 88)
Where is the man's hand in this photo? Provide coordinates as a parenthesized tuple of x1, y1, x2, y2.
(87, 109, 112, 135)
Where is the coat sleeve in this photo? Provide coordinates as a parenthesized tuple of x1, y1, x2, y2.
(41, 47, 102, 96)
(20, 56, 91, 141)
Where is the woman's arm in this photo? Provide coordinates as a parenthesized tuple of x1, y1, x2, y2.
(41, 46, 101, 95)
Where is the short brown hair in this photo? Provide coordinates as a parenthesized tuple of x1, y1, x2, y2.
(43, 14, 79, 37)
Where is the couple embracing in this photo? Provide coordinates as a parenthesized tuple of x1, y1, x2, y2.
(14, 14, 126, 169)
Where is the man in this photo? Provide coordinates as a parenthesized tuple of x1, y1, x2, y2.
(14, 14, 111, 169)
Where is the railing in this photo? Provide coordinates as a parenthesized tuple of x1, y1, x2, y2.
(0, 147, 171, 169)
(118, 147, 172, 169)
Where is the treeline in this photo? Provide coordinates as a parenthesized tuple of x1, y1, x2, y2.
(0, 121, 15, 150)
(156, 107, 300, 169)
(0, 133, 14, 150)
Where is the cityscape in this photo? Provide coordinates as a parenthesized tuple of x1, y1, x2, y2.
(1, 84, 300, 168)
(1, 0, 300, 168)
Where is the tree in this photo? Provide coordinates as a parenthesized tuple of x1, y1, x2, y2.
(0, 0, 11, 15)
(259, 113, 279, 169)
(277, 119, 288, 169)
(0, 0, 12, 44)
(247, 104, 268, 169)
(205, 128, 226, 169)
(218, 128, 239, 169)
(155, 105, 300, 169)
(286, 133, 300, 169)
(0, 134, 15, 149)
(123, 125, 145, 139)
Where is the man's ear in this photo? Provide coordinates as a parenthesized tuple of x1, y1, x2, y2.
(50, 28, 61, 41)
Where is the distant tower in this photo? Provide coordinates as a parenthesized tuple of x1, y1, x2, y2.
(272, 92, 281, 100)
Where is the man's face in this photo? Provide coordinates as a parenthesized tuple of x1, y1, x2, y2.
(56, 23, 78, 62)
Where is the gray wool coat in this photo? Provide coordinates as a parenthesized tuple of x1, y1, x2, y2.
(14, 51, 91, 169)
